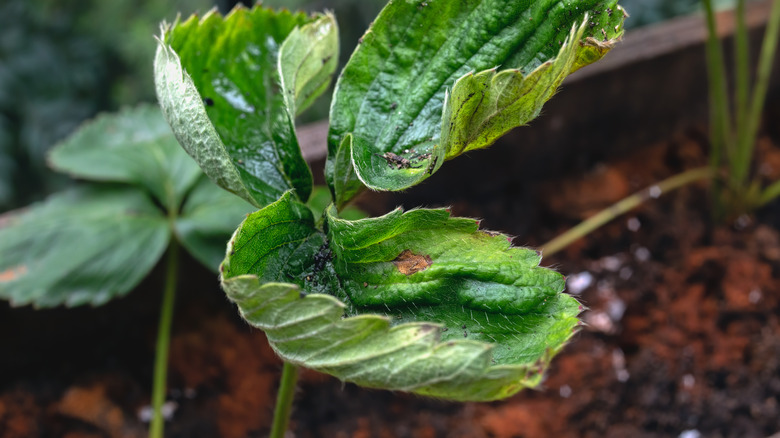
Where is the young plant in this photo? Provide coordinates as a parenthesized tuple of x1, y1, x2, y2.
(0, 105, 255, 438)
(154, 1, 625, 435)
(704, 0, 780, 219)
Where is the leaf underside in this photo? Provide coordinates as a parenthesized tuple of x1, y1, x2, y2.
(327, 0, 625, 207)
(0, 187, 170, 308)
(155, 6, 338, 208)
(221, 192, 580, 401)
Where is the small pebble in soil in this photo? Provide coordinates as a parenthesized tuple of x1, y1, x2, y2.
(735, 214, 752, 230)
(749, 289, 762, 304)
(619, 266, 633, 280)
(586, 311, 614, 333)
(612, 348, 630, 382)
(649, 185, 662, 198)
(678, 430, 701, 438)
(138, 401, 178, 423)
(627, 216, 641, 232)
(600, 255, 622, 272)
(607, 297, 626, 322)
(682, 374, 695, 390)
(634, 246, 651, 262)
(559, 384, 572, 398)
(566, 272, 593, 295)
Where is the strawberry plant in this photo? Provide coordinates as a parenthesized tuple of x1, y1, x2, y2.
(155, 1, 625, 436)
(0, 104, 255, 437)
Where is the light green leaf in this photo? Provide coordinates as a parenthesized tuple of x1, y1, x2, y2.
(307, 185, 367, 222)
(327, 0, 626, 206)
(441, 19, 620, 158)
(154, 6, 321, 208)
(0, 187, 170, 308)
(279, 13, 339, 117)
(220, 193, 579, 401)
(48, 105, 201, 211)
(175, 176, 256, 271)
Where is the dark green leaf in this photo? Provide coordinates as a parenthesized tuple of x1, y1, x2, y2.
(0, 187, 170, 308)
(155, 6, 324, 208)
(48, 104, 201, 211)
(175, 176, 256, 271)
(220, 191, 329, 287)
(220, 193, 579, 400)
(327, 0, 625, 206)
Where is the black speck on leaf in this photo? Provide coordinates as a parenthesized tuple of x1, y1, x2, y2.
(203, 97, 214, 106)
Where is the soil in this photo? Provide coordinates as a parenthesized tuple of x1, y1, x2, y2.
(2, 124, 780, 437)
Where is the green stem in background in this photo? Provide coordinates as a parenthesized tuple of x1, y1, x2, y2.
(759, 178, 780, 205)
(734, 0, 750, 137)
(149, 240, 180, 438)
(703, 0, 734, 167)
(735, 0, 780, 186)
(541, 167, 714, 257)
(270, 361, 300, 438)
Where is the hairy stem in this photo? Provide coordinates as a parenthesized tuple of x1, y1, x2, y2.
(270, 361, 300, 438)
(149, 240, 179, 438)
(541, 167, 714, 257)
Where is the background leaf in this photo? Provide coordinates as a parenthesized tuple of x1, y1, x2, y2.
(220, 194, 579, 400)
(175, 176, 256, 270)
(0, 186, 170, 307)
(48, 104, 201, 211)
(327, 0, 625, 206)
(154, 6, 323, 208)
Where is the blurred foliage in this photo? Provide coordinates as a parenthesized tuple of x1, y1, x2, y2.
(620, 0, 737, 29)
(0, 0, 216, 211)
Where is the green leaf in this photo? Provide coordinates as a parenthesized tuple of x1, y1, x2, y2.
(327, 0, 626, 206)
(220, 191, 329, 287)
(220, 193, 579, 401)
(279, 13, 339, 117)
(442, 20, 618, 158)
(307, 185, 367, 222)
(155, 6, 324, 208)
(48, 104, 202, 211)
(0, 187, 170, 308)
(175, 176, 256, 271)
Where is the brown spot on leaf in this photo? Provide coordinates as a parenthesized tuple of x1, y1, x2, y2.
(0, 265, 27, 282)
(392, 250, 432, 275)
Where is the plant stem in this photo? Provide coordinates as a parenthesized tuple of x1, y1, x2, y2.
(759, 178, 780, 206)
(734, 0, 750, 136)
(540, 167, 714, 257)
(149, 240, 180, 438)
(270, 361, 300, 438)
(702, 0, 734, 166)
(735, 0, 780, 186)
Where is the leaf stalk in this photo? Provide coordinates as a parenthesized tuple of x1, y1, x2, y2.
(149, 240, 179, 438)
(270, 361, 300, 438)
(541, 167, 714, 257)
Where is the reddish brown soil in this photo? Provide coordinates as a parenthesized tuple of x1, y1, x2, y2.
(1, 128, 779, 437)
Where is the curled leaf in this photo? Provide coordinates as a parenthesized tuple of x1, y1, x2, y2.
(327, 0, 626, 206)
(221, 194, 579, 400)
(154, 6, 337, 208)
